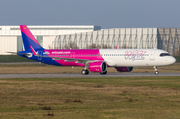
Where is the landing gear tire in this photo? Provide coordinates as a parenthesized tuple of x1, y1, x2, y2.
(154, 66, 159, 75)
(100, 71, 107, 75)
(154, 71, 159, 75)
(81, 69, 89, 75)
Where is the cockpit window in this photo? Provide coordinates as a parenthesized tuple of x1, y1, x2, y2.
(160, 53, 170, 57)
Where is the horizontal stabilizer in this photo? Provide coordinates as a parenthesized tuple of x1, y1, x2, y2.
(7, 52, 32, 57)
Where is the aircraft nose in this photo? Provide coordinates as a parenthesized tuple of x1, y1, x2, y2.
(170, 56, 176, 64)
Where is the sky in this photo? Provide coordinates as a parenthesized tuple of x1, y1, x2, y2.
(0, 0, 180, 29)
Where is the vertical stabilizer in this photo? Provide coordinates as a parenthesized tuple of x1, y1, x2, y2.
(20, 25, 44, 51)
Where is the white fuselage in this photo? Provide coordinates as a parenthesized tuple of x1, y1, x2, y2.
(100, 49, 176, 67)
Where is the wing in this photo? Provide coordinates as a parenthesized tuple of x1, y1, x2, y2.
(35, 54, 99, 64)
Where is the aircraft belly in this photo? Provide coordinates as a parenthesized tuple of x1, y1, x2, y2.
(105, 59, 117, 66)
(117, 60, 147, 66)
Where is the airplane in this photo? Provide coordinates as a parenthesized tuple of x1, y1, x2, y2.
(15, 25, 176, 75)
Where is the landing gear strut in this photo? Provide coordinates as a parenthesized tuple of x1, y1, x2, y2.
(154, 66, 159, 75)
(81, 63, 89, 75)
(81, 69, 89, 75)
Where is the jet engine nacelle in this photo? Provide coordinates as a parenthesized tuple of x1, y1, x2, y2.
(89, 61, 107, 73)
(115, 67, 134, 72)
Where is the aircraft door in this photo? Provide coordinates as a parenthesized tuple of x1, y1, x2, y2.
(150, 50, 155, 60)
(70, 52, 75, 58)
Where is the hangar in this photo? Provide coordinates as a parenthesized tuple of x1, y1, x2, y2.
(54, 28, 180, 55)
(0, 25, 100, 55)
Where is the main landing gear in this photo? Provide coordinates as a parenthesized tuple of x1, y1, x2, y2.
(81, 69, 89, 75)
(81, 69, 107, 75)
(154, 66, 159, 75)
(81, 64, 89, 75)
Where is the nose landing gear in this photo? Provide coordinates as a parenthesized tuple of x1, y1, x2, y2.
(154, 66, 159, 75)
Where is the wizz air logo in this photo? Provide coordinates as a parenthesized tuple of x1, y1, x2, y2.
(125, 50, 146, 61)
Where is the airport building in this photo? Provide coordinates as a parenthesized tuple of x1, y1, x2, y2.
(54, 28, 180, 55)
(0, 25, 180, 55)
(0, 25, 101, 55)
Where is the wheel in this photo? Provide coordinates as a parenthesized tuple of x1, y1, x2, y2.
(81, 70, 86, 75)
(85, 70, 89, 74)
(154, 71, 159, 75)
(100, 71, 107, 75)
(81, 69, 89, 75)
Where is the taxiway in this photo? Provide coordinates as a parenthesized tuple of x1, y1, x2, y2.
(0, 73, 179, 78)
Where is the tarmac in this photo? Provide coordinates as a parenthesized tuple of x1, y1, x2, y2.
(0, 73, 179, 78)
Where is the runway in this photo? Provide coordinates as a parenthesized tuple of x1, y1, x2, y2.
(0, 73, 179, 78)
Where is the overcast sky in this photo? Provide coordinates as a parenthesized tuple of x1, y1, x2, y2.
(0, 0, 180, 28)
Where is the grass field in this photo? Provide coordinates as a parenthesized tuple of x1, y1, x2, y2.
(0, 63, 179, 74)
(174, 56, 180, 62)
(0, 77, 180, 119)
(0, 55, 34, 62)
